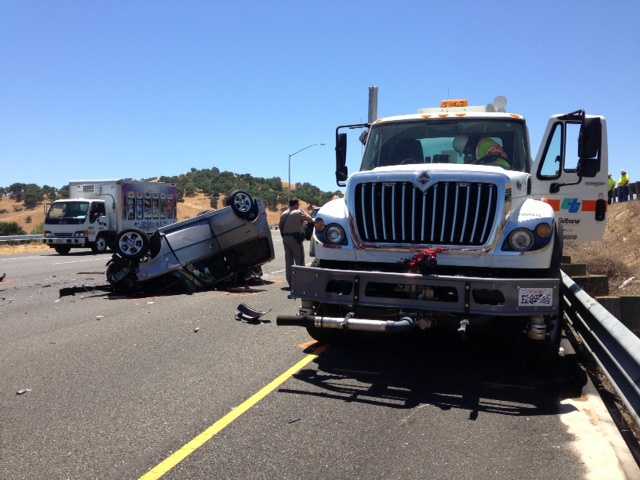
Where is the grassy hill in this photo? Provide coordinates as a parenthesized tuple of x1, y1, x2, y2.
(1, 167, 337, 233)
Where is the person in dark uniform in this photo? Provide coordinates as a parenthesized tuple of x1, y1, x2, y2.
(279, 198, 313, 289)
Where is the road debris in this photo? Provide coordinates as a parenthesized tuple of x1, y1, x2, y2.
(147, 301, 155, 305)
(0, 273, 6, 282)
(194, 327, 200, 333)
(235, 303, 271, 323)
(96, 315, 104, 320)
(618, 276, 635, 290)
(16, 388, 31, 395)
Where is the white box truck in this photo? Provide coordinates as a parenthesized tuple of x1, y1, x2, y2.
(43, 180, 177, 255)
(278, 93, 608, 364)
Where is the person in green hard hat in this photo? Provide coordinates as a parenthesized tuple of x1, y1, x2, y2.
(475, 137, 511, 169)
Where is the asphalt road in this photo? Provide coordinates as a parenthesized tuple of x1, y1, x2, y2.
(0, 238, 637, 479)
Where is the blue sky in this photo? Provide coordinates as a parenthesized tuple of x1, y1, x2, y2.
(2, 1, 639, 191)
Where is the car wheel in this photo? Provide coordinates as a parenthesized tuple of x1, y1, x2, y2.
(54, 245, 71, 255)
(228, 190, 256, 219)
(116, 229, 149, 260)
(91, 235, 109, 254)
(106, 261, 137, 293)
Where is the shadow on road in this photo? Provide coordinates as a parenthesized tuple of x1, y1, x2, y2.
(282, 332, 587, 419)
(57, 277, 275, 300)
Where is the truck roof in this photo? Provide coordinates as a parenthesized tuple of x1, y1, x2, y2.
(373, 111, 524, 125)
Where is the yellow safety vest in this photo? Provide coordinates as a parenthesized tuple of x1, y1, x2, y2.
(608, 178, 616, 191)
(618, 174, 630, 187)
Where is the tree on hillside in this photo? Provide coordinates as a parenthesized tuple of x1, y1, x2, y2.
(0, 222, 26, 235)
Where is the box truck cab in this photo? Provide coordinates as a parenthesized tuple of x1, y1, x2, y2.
(44, 180, 176, 255)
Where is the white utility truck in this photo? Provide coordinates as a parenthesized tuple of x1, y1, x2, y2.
(44, 180, 177, 255)
(278, 93, 608, 362)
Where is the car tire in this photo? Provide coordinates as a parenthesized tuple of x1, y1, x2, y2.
(116, 229, 149, 261)
(54, 245, 71, 255)
(106, 260, 137, 293)
(91, 234, 109, 254)
(228, 190, 257, 219)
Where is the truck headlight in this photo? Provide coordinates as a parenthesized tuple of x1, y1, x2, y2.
(73, 231, 85, 238)
(324, 224, 346, 245)
(507, 229, 534, 251)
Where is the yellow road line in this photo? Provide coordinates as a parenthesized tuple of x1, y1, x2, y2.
(139, 345, 325, 480)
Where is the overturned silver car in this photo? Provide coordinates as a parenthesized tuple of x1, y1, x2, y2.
(106, 191, 274, 292)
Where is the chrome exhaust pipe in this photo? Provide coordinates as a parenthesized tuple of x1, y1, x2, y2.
(277, 314, 415, 334)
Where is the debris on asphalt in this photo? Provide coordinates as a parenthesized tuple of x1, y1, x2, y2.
(16, 388, 31, 395)
(0, 273, 6, 282)
(146, 301, 155, 305)
(41, 284, 51, 288)
(618, 276, 636, 290)
(54, 298, 61, 303)
(288, 418, 301, 424)
(194, 327, 200, 333)
(96, 315, 104, 321)
(235, 303, 271, 323)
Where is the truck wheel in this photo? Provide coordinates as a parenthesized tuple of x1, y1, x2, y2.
(116, 229, 149, 260)
(228, 190, 258, 220)
(91, 235, 109, 254)
(54, 245, 71, 255)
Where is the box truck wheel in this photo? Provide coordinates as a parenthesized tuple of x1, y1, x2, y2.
(228, 190, 258, 220)
(54, 245, 71, 255)
(91, 234, 109, 254)
(116, 229, 149, 260)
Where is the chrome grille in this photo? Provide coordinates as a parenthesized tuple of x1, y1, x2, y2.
(354, 181, 498, 245)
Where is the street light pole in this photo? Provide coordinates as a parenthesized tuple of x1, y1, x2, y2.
(287, 143, 325, 200)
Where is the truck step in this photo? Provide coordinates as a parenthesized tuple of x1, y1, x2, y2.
(561, 263, 587, 276)
(561, 255, 572, 264)
(571, 274, 609, 297)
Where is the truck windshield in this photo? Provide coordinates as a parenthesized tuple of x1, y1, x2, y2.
(46, 202, 90, 224)
(361, 119, 530, 172)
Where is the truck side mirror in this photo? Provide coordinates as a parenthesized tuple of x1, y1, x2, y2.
(577, 117, 601, 178)
(336, 133, 348, 186)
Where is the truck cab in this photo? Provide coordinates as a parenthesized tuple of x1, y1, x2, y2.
(278, 97, 607, 363)
(44, 199, 110, 255)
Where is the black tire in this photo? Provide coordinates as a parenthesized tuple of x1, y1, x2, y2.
(305, 303, 352, 345)
(91, 234, 109, 254)
(106, 260, 137, 293)
(116, 229, 149, 261)
(54, 245, 71, 255)
(228, 190, 257, 219)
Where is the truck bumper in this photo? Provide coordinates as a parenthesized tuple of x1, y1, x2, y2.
(43, 237, 87, 247)
(289, 266, 559, 316)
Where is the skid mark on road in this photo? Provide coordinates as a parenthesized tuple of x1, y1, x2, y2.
(139, 344, 326, 480)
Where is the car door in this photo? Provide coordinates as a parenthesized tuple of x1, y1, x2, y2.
(531, 111, 608, 242)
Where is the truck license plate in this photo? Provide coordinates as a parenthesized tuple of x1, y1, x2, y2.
(518, 287, 553, 307)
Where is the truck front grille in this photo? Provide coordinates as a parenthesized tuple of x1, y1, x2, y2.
(353, 181, 498, 245)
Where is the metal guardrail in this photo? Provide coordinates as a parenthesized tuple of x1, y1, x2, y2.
(561, 271, 640, 427)
(0, 234, 43, 244)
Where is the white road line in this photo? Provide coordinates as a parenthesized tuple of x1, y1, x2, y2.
(53, 258, 107, 265)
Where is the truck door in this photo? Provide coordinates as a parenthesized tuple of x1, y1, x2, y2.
(531, 111, 608, 242)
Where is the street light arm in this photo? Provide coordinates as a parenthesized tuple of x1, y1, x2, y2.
(287, 143, 325, 200)
(289, 143, 325, 158)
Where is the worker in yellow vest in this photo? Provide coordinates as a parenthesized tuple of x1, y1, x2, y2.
(608, 174, 616, 204)
(475, 137, 511, 169)
(618, 170, 630, 202)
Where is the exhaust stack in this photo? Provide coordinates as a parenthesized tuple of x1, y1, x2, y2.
(368, 85, 379, 123)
